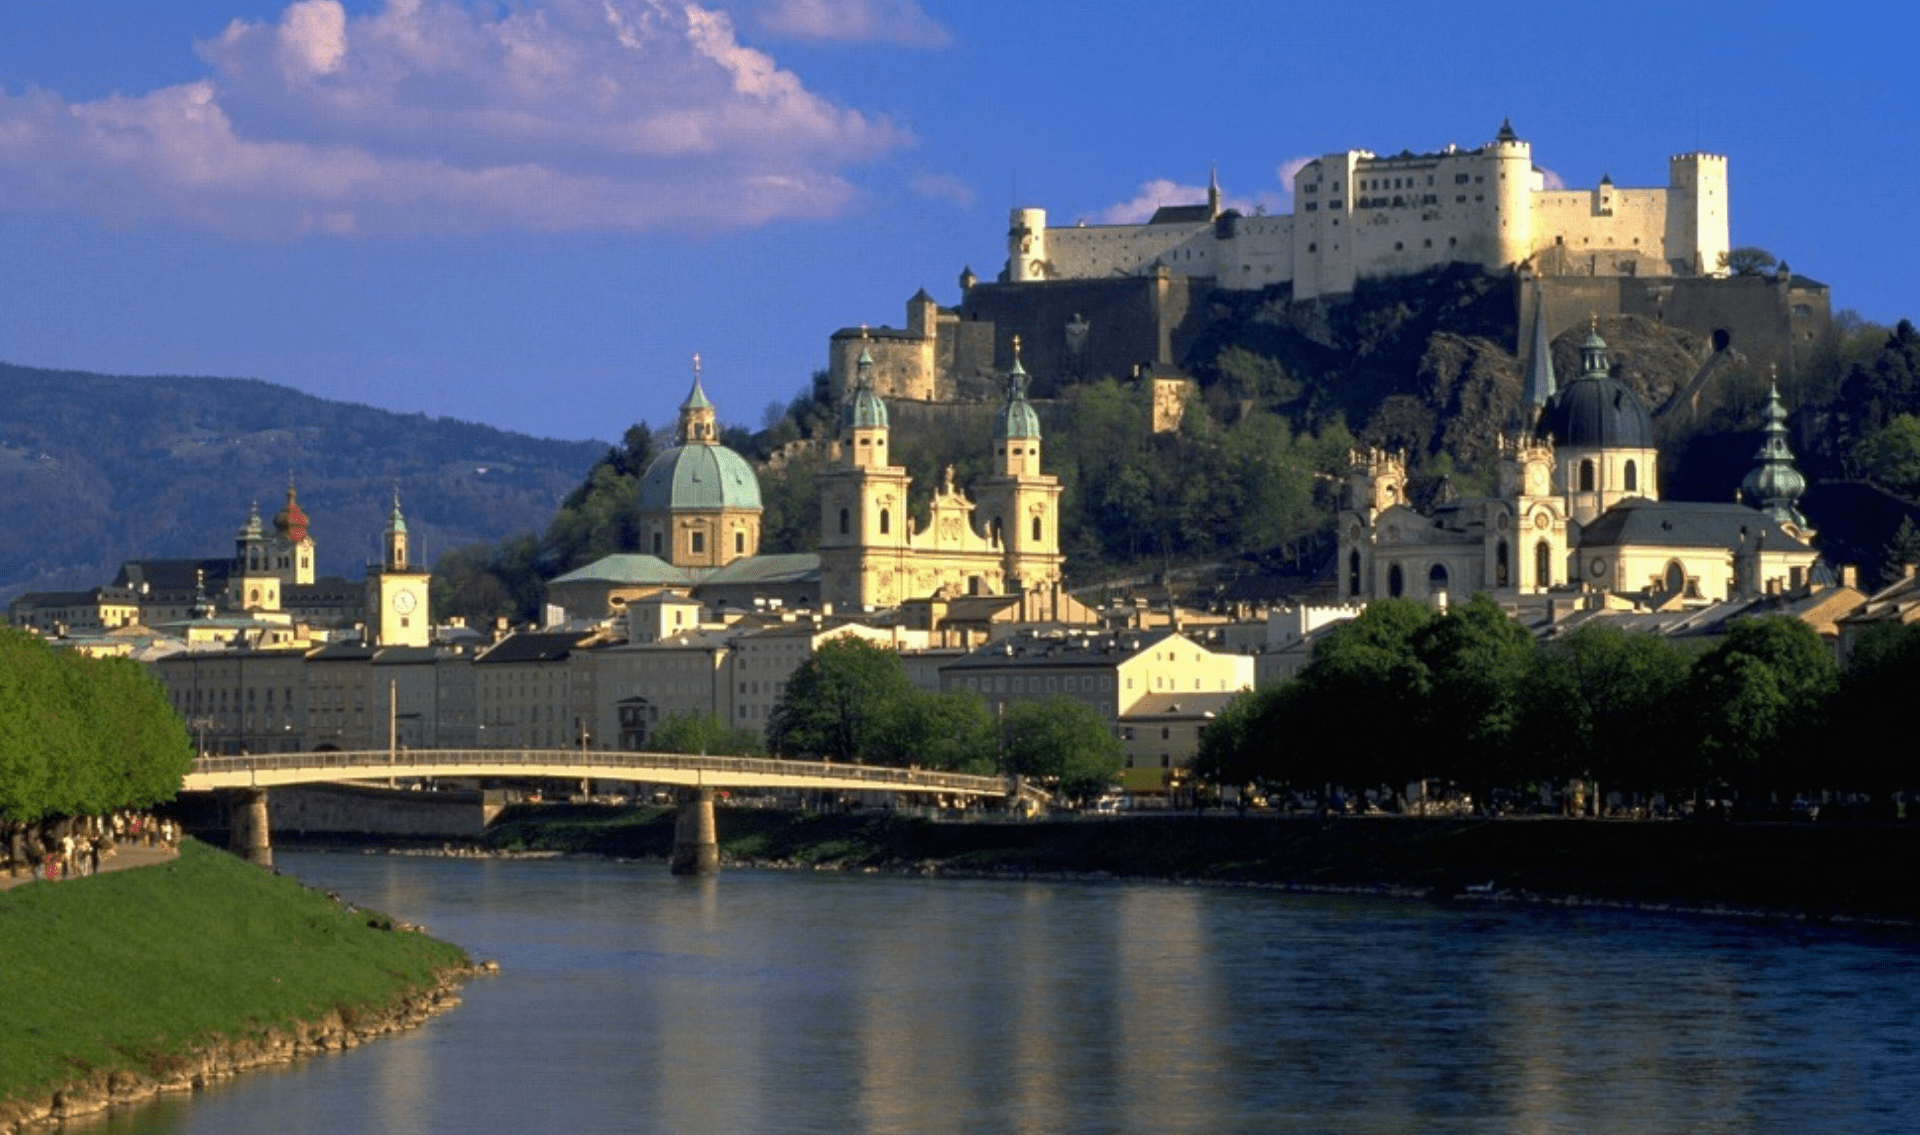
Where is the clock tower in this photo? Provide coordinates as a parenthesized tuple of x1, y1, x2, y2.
(367, 491, 432, 648)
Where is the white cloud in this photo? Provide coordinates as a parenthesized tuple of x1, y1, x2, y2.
(910, 171, 973, 208)
(0, 0, 914, 237)
(752, 0, 950, 47)
(1092, 175, 1287, 225)
(1538, 166, 1567, 190)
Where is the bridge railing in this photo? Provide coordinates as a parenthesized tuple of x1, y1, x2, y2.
(188, 749, 1021, 797)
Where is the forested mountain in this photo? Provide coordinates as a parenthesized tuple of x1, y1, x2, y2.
(0, 362, 605, 601)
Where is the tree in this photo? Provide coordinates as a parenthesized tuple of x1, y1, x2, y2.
(1519, 624, 1692, 799)
(1411, 593, 1536, 801)
(999, 697, 1124, 802)
(1851, 414, 1920, 496)
(1720, 246, 1779, 277)
(650, 711, 762, 757)
(765, 637, 914, 762)
(871, 688, 998, 774)
(1685, 617, 1837, 799)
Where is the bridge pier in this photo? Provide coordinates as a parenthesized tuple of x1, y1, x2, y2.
(229, 787, 273, 869)
(669, 786, 719, 876)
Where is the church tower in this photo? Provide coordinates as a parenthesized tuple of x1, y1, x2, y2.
(271, 480, 317, 585)
(1538, 324, 1661, 528)
(366, 491, 432, 648)
(231, 501, 282, 612)
(973, 339, 1063, 593)
(818, 348, 914, 608)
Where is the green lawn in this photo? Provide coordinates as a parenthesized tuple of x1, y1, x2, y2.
(0, 840, 469, 1104)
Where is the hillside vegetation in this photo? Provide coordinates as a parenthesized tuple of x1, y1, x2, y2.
(0, 362, 604, 600)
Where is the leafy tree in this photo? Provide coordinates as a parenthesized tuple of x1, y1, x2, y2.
(1881, 517, 1920, 586)
(765, 636, 914, 762)
(1519, 624, 1692, 798)
(999, 697, 1124, 802)
(650, 711, 764, 757)
(1850, 414, 1920, 495)
(1685, 617, 1837, 798)
(1719, 246, 1780, 276)
(1827, 622, 1920, 804)
(871, 688, 998, 774)
(1412, 593, 1536, 802)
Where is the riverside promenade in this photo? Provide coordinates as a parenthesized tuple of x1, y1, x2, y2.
(0, 843, 178, 892)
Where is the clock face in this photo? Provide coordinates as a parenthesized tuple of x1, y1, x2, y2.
(392, 590, 418, 614)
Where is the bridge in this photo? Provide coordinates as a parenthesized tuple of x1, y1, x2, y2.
(184, 749, 1046, 875)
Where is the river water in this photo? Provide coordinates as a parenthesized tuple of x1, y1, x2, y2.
(87, 852, 1919, 1135)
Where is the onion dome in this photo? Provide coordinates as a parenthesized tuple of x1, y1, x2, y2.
(639, 371, 762, 513)
(994, 338, 1042, 441)
(273, 482, 310, 542)
(387, 489, 408, 534)
(843, 348, 889, 432)
(237, 501, 264, 541)
(1741, 380, 1809, 526)
(1538, 327, 1653, 450)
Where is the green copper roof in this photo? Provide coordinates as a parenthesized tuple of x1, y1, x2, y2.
(638, 442, 763, 513)
(844, 348, 889, 431)
(681, 375, 713, 413)
(1741, 382, 1808, 525)
(994, 353, 1042, 441)
(387, 490, 408, 534)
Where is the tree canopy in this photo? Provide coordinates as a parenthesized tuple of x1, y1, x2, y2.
(0, 630, 193, 822)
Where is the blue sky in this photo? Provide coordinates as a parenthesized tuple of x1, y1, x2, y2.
(0, 0, 1913, 445)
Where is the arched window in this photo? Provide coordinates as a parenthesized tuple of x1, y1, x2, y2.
(1624, 459, 1638, 493)
(839, 508, 850, 535)
(735, 530, 746, 555)
(1347, 550, 1362, 597)
(652, 532, 663, 556)
(992, 517, 1004, 545)
(691, 531, 705, 554)
(1428, 563, 1449, 595)
(1665, 560, 1686, 594)
(879, 509, 890, 535)
(1495, 540, 1510, 587)
(1032, 515, 1043, 542)
(1535, 541, 1552, 588)
(1579, 459, 1596, 492)
(1388, 564, 1404, 598)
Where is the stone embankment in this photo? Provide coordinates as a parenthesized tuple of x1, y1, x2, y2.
(0, 961, 496, 1134)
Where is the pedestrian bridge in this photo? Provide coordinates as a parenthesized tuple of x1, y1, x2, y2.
(183, 749, 1045, 875)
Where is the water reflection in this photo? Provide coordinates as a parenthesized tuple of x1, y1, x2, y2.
(89, 855, 1920, 1135)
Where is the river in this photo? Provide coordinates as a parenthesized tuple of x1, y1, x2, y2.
(86, 852, 1919, 1134)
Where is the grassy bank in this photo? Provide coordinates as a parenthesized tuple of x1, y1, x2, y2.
(0, 840, 470, 1112)
(480, 804, 1920, 924)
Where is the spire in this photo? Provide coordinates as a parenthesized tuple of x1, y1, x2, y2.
(995, 336, 1042, 442)
(238, 500, 264, 541)
(273, 479, 310, 543)
(843, 338, 889, 433)
(1524, 288, 1557, 412)
(387, 487, 408, 535)
(1207, 162, 1221, 217)
(1741, 375, 1809, 527)
(677, 353, 718, 444)
(1496, 117, 1519, 144)
(1579, 316, 1610, 379)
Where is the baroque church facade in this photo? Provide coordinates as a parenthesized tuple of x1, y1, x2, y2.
(817, 343, 1064, 609)
(1338, 314, 1820, 607)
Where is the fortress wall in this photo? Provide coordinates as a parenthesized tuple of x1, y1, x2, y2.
(959, 276, 1214, 390)
(1529, 187, 1671, 265)
(1041, 222, 1210, 279)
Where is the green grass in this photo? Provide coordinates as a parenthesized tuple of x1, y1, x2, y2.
(0, 840, 469, 1104)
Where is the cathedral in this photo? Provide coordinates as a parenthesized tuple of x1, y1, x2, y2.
(1338, 314, 1820, 607)
(817, 341, 1063, 609)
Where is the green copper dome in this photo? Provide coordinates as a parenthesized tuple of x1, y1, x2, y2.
(994, 353, 1042, 441)
(843, 348, 889, 431)
(639, 444, 763, 513)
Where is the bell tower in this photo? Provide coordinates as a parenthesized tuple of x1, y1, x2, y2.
(367, 490, 432, 648)
(817, 347, 913, 608)
(973, 338, 1063, 592)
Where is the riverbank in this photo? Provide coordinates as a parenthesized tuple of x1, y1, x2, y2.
(466, 804, 1920, 925)
(0, 840, 482, 1132)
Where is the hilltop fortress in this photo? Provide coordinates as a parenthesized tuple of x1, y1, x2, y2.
(831, 122, 1827, 405)
(1012, 119, 1726, 298)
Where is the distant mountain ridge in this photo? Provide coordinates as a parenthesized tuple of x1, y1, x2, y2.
(0, 361, 607, 602)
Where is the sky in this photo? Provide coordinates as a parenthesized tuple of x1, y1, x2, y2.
(0, 0, 1913, 446)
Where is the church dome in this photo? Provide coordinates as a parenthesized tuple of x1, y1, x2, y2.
(994, 345, 1042, 441)
(1541, 377, 1653, 449)
(272, 484, 309, 542)
(1538, 328, 1652, 450)
(843, 348, 889, 431)
(638, 442, 762, 513)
